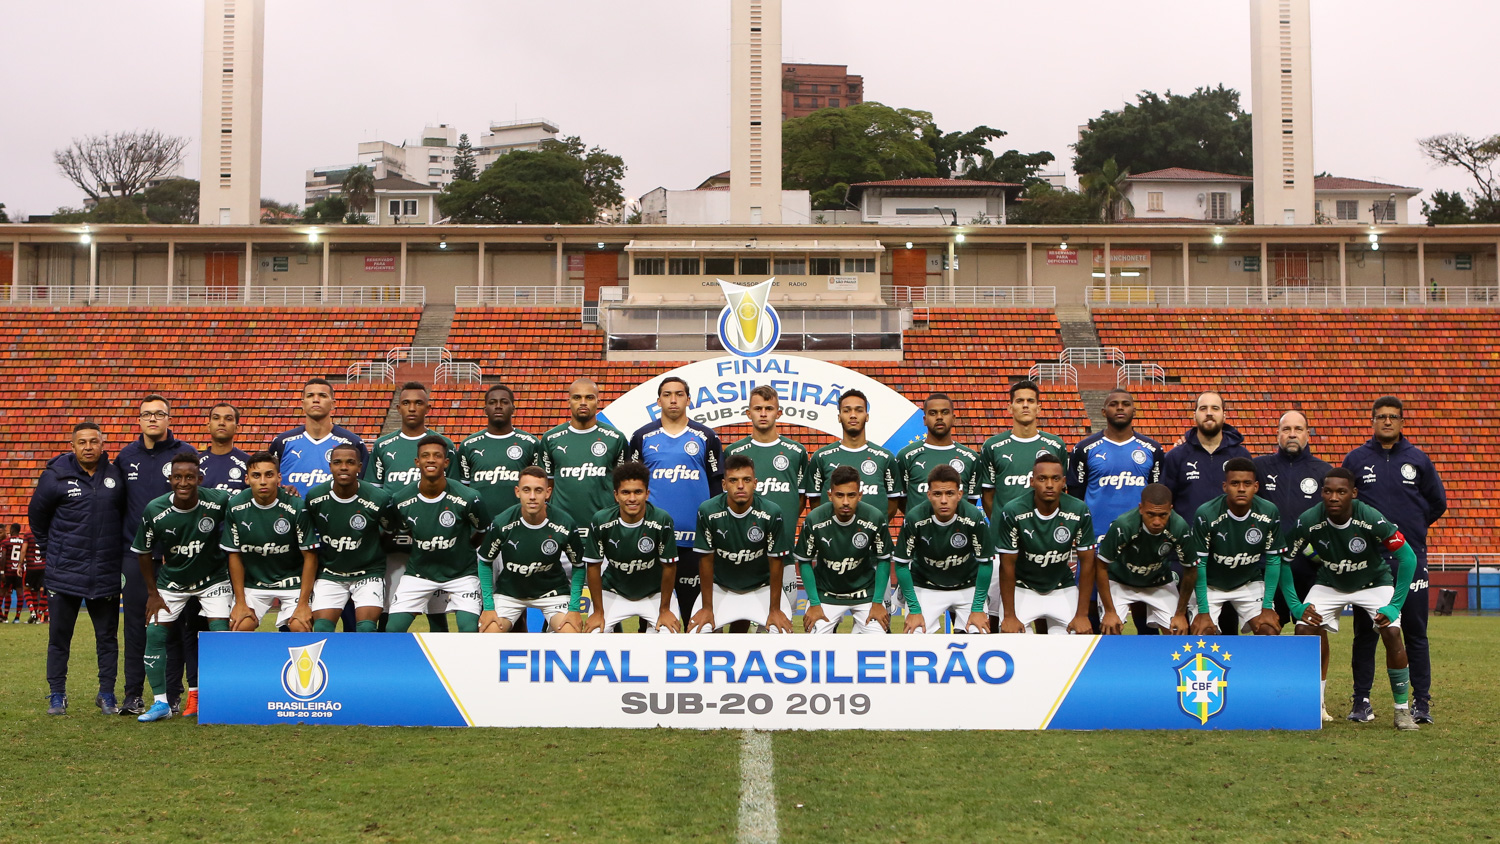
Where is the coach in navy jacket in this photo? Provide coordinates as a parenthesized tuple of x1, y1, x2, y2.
(28, 422, 126, 707)
(113, 396, 199, 713)
(1160, 393, 1252, 522)
(1254, 410, 1332, 623)
(1342, 396, 1446, 721)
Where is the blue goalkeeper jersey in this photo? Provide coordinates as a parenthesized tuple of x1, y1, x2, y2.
(268, 425, 368, 496)
(1067, 432, 1164, 540)
(627, 420, 723, 549)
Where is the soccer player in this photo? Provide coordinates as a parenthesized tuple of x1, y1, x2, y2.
(578, 463, 680, 634)
(2, 524, 24, 623)
(1254, 410, 1333, 625)
(115, 394, 198, 717)
(1341, 396, 1446, 724)
(306, 443, 393, 633)
(808, 389, 899, 518)
(688, 454, 791, 633)
(457, 384, 543, 517)
(385, 437, 490, 633)
(199, 403, 249, 492)
(541, 378, 628, 532)
(1187, 457, 1283, 637)
(23, 528, 46, 624)
(895, 393, 980, 511)
(1067, 389, 1165, 538)
(979, 379, 1068, 518)
(893, 465, 991, 634)
(993, 454, 1095, 635)
(369, 382, 457, 632)
(477, 467, 585, 633)
(268, 378, 368, 497)
(224, 453, 317, 635)
(725, 385, 809, 617)
(794, 465, 892, 634)
(130, 454, 232, 723)
(628, 377, 724, 625)
(1095, 483, 1192, 635)
(1282, 468, 1420, 730)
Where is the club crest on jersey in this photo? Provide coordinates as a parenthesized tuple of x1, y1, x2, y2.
(1245, 528, 1263, 546)
(684, 439, 701, 456)
(747, 526, 766, 543)
(1401, 463, 1417, 481)
(162, 464, 173, 478)
(852, 533, 869, 549)
(1300, 478, 1318, 495)
(1158, 542, 1172, 556)
(230, 468, 242, 479)
(637, 536, 656, 554)
(349, 514, 368, 531)
(716, 278, 781, 358)
(281, 639, 329, 701)
(951, 533, 969, 549)
(860, 459, 877, 476)
(438, 511, 457, 528)
(1053, 526, 1071, 544)
(1131, 449, 1147, 465)
(105, 477, 117, 488)
(949, 458, 966, 473)
(772, 454, 790, 471)
(1175, 651, 1228, 725)
(273, 518, 291, 535)
(197, 517, 215, 533)
(591, 441, 608, 458)
(1349, 537, 1367, 553)
(541, 538, 559, 556)
(507, 445, 523, 461)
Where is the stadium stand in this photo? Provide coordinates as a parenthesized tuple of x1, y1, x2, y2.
(1093, 308, 1500, 552)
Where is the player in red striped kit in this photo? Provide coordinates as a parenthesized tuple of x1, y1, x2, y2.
(3, 524, 30, 623)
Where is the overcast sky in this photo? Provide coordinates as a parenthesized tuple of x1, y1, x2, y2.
(2, 0, 1496, 218)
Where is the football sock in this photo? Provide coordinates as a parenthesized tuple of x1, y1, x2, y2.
(313, 619, 337, 633)
(455, 611, 479, 633)
(426, 613, 450, 632)
(355, 620, 378, 633)
(386, 612, 416, 633)
(144, 624, 169, 699)
(1388, 668, 1411, 708)
(1320, 680, 1326, 705)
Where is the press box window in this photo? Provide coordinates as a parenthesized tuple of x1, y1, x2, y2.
(633, 257, 666, 276)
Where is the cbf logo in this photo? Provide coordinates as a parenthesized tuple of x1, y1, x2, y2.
(716, 279, 780, 357)
(281, 639, 329, 701)
(1173, 647, 1228, 725)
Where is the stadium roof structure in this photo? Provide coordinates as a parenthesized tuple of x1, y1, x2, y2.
(1313, 176, 1422, 194)
(1126, 168, 1253, 182)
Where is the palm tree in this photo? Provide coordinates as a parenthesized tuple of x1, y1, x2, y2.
(341, 165, 375, 217)
(1080, 157, 1133, 222)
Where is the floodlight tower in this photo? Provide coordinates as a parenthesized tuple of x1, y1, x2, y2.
(1250, 0, 1314, 225)
(198, 0, 265, 224)
(729, 0, 782, 224)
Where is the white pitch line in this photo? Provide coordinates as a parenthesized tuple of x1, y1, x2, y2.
(737, 728, 779, 844)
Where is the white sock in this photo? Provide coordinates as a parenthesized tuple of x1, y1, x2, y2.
(1395, 703, 1409, 710)
(154, 694, 168, 704)
(1320, 680, 1326, 705)
(187, 686, 197, 693)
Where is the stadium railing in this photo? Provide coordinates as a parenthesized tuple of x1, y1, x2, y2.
(387, 347, 452, 366)
(1058, 346, 1125, 366)
(881, 285, 1057, 307)
(346, 361, 396, 383)
(435, 361, 483, 383)
(603, 306, 903, 353)
(9, 284, 423, 306)
(1027, 362, 1077, 386)
(453, 286, 585, 307)
(1117, 363, 1166, 386)
(1087, 284, 1500, 308)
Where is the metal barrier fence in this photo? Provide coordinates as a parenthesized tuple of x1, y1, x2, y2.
(346, 362, 395, 383)
(1028, 362, 1077, 386)
(882, 285, 1057, 306)
(387, 347, 452, 366)
(435, 361, 483, 383)
(1059, 346, 1125, 366)
(9, 285, 423, 306)
(453, 286, 585, 307)
(1118, 363, 1166, 385)
(1089, 285, 1500, 308)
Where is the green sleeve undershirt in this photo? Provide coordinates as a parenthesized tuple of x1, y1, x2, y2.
(799, 561, 821, 607)
(1261, 553, 1282, 610)
(1383, 543, 1417, 622)
(478, 554, 495, 612)
(1195, 555, 1211, 614)
(1279, 555, 1306, 620)
(896, 566, 919, 613)
(971, 558, 992, 614)
(873, 559, 890, 607)
(568, 562, 586, 612)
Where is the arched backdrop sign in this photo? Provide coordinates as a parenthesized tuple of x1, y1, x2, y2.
(597, 279, 925, 450)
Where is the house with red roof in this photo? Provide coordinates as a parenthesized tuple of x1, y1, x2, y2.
(1121, 168, 1252, 223)
(1313, 176, 1421, 225)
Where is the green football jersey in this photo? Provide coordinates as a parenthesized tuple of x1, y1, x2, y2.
(1286, 500, 1400, 593)
(1190, 495, 1283, 591)
(1098, 508, 1190, 588)
(222, 489, 316, 589)
(457, 429, 543, 516)
(808, 442, 898, 512)
(794, 501, 890, 605)
(894, 499, 991, 591)
(894, 440, 980, 503)
(305, 481, 393, 582)
(994, 494, 1095, 594)
(479, 506, 583, 602)
(389, 482, 489, 583)
(130, 488, 231, 593)
(583, 503, 679, 601)
(367, 430, 459, 488)
(540, 423, 628, 530)
(979, 429, 1068, 514)
(725, 435, 808, 532)
(694, 493, 784, 592)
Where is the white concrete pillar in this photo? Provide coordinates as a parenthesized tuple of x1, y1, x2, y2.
(1339, 241, 1347, 304)
(244, 240, 253, 303)
(399, 240, 408, 293)
(321, 239, 331, 299)
(555, 240, 564, 287)
(10, 241, 19, 302)
(1260, 241, 1269, 304)
(166, 241, 175, 300)
(477, 240, 486, 289)
(1024, 241, 1033, 287)
(1417, 240, 1427, 302)
(1182, 241, 1190, 294)
(88, 239, 98, 302)
(1103, 241, 1111, 303)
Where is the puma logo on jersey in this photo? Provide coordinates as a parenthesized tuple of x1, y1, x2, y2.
(385, 451, 397, 459)
(649, 444, 661, 452)
(471, 449, 484, 458)
(555, 445, 569, 454)
(287, 450, 303, 460)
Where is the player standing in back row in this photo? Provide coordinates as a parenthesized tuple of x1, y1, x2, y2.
(268, 378, 368, 496)
(457, 384, 542, 517)
(980, 380, 1069, 518)
(895, 393, 980, 511)
(628, 377, 723, 626)
(725, 385, 809, 612)
(542, 378, 628, 531)
(808, 389, 898, 518)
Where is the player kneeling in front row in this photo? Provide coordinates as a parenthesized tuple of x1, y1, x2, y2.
(387, 437, 491, 632)
(1283, 468, 1419, 730)
(579, 463, 680, 633)
(689, 454, 791, 633)
(226, 453, 317, 634)
(994, 454, 1095, 634)
(795, 465, 892, 633)
(478, 466, 584, 633)
(895, 465, 991, 634)
(305, 443, 393, 633)
(1095, 483, 1193, 635)
(1188, 457, 1283, 637)
(131, 455, 232, 722)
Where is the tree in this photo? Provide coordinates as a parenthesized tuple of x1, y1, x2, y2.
(1080, 158, 1133, 221)
(959, 148, 1057, 185)
(0, 204, 8, 223)
(54, 130, 189, 202)
(1418, 132, 1500, 208)
(301, 195, 348, 224)
(141, 178, 199, 223)
(1421, 189, 1472, 224)
(1006, 182, 1097, 224)
(437, 148, 594, 224)
(538, 135, 626, 218)
(783, 102, 938, 209)
(260, 198, 301, 224)
(1073, 86, 1252, 177)
(924, 124, 1005, 178)
(453, 134, 478, 182)
(341, 165, 375, 217)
